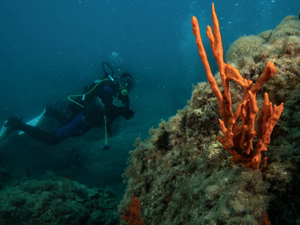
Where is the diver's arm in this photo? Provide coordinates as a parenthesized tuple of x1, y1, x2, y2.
(119, 98, 135, 120)
(123, 109, 135, 120)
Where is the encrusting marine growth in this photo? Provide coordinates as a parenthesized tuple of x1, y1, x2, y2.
(122, 196, 145, 225)
(191, 3, 284, 169)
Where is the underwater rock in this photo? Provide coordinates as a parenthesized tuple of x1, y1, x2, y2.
(119, 12, 300, 225)
(226, 35, 266, 63)
(0, 172, 119, 225)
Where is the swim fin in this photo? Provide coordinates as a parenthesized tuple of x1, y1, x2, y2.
(18, 108, 46, 135)
(0, 120, 11, 142)
(0, 108, 47, 141)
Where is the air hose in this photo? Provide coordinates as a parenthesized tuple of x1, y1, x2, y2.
(67, 78, 109, 108)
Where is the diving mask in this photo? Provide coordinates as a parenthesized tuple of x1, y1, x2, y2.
(119, 73, 134, 96)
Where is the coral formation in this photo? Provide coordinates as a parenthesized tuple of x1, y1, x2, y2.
(119, 4, 300, 225)
(0, 170, 119, 225)
(191, 4, 284, 169)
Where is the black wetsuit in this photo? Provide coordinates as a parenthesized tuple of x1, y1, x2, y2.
(17, 79, 134, 145)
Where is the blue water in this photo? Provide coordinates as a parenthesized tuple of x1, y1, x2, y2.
(0, 0, 298, 121)
(0, 0, 298, 193)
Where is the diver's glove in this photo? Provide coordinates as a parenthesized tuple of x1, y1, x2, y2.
(124, 110, 135, 120)
(112, 97, 125, 108)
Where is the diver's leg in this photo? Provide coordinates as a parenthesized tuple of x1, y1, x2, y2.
(5, 114, 91, 145)
(19, 125, 60, 145)
(54, 113, 92, 139)
(4, 117, 61, 145)
(44, 106, 69, 125)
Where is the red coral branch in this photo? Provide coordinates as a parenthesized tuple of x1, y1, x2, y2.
(191, 3, 284, 169)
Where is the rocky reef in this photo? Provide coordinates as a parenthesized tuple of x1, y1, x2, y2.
(0, 167, 119, 225)
(119, 12, 300, 225)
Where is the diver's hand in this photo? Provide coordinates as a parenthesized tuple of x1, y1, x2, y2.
(125, 110, 135, 120)
(112, 97, 125, 107)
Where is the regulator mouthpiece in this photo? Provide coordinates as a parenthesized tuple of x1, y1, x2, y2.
(121, 89, 128, 96)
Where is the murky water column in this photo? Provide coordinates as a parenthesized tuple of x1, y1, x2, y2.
(179, 1, 208, 82)
(257, 0, 274, 31)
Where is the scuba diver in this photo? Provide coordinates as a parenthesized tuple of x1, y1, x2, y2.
(0, 62, 135, 149)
